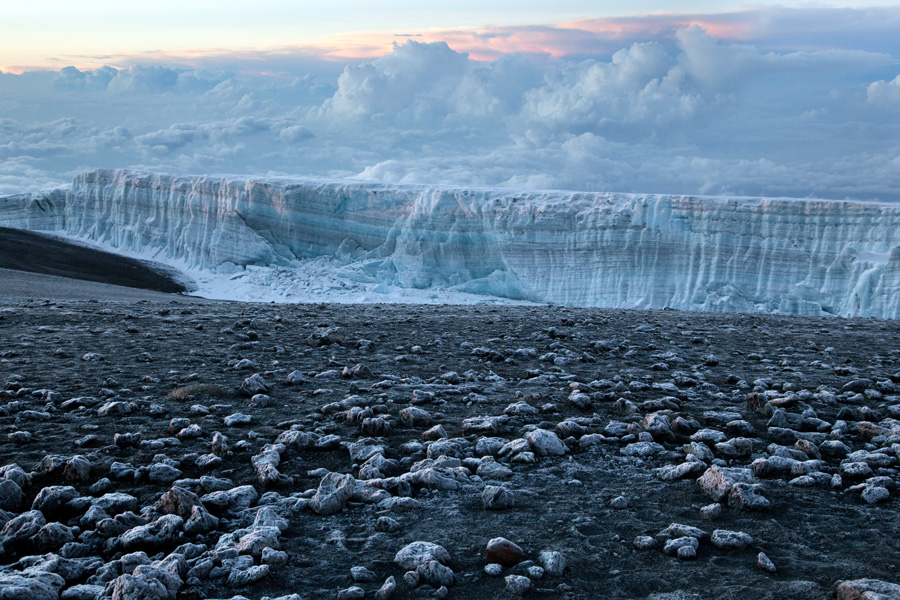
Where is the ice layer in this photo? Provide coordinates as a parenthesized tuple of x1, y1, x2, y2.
(2, 168, 900, 317)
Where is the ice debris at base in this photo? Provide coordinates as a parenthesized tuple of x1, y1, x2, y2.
(4, 168, 900, 317)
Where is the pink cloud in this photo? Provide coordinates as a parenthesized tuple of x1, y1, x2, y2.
(6, 6, 896, 74)
(311, 6, 898, 63)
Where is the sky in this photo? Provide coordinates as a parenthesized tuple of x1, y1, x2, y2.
(1, 1, 899, 200)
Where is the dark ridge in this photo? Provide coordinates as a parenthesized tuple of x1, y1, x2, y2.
(0, 227, 189, 293)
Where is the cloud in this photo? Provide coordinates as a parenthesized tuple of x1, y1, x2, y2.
(0, 10, 899, 203)
(305, 5, 900, 63)
(4, 5, 899, 75)
(520, 41, 699, 138)
(136, 124, 200, 152)
(868, 75, 900, 108)
(317, 40, 543, 133)
(53, 64, 230, 94)
(673, 26, 774, 91)
(447, 53, 544, 120)
(106, 66, 185, 94)
(85, 126, 133, 151)
(135, 117, 276, 154)
(319, 41, 470, 126)
(279, 125, 315, 144)
(54, 65, 117, 89)
(0, 157, 69, 196)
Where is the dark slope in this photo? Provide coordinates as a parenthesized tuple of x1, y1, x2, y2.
(0, 227, 189, 293)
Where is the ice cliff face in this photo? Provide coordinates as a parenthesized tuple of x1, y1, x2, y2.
(3, 168, 900, 317)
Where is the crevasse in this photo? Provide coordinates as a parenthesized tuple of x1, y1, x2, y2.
(3, 168, 900, 318)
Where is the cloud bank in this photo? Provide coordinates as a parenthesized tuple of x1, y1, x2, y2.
(1, 7, 899, 201)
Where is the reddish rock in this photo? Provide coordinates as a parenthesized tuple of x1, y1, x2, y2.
(485, 537, 524, 567)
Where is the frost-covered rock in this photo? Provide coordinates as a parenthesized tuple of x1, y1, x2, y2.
(0, 571, 63, 600)
(710, 529, 754, 550)
(417, 560, 454, 588)
(394, 541, 451, 570)
(235, 525, 281, 557)
(697, 466, 755, 502)
(155, 487, 202, 520)
(538, 551, 567, 577)
(836, 578, 900, 600)
(61, 583, 105, 600)
(621, 441, 665, 457)
(0, 478, 25, 511)
(375, 576, 397, 600)
(93, 492, 138, 515)
(251, 444, 286, 485)
(200, 485, 258, 513)
(119, 514, 183, 550)
(31, 485, 78, 517)
(505, 574, 531, 596)
(525, 429, 567, 456)
(309, 473, 356, 515)
(184, 505, 219, 535)
(226, 564, 270, 587)
(482, 485, 515, 510)
(1, 510, 47, 550)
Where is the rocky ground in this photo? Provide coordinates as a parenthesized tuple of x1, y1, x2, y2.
(1, 294, 900, 600)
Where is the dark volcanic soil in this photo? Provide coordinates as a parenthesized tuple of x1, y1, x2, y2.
(1, 297, 899, 600)
(0, 227, 190, 293)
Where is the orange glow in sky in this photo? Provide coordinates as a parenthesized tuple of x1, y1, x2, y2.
(2, 18, 748, 73)
(2, 3, 895, 73)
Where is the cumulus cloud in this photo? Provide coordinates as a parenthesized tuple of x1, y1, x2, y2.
(106, 65, 219, 94)
(136, 125, 201, 152)
(520, 41, 701, 139)
(868, 75, 900, 108)
(1, 10, 899, 202)
(54, 65, 118, 89)
(279, 125, 315, 144)
(318, 41, 545, 132)
(52, 65, 229, 94)
(320, 41, 470, 126)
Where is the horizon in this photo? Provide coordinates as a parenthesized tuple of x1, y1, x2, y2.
(29, 166, 900, 206)
(4, 1, 900, 72)
(5, 2, 900, 74)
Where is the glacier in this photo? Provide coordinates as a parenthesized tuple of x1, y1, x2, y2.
(2, 168, 900, 318)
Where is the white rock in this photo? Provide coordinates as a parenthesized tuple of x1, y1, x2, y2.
(538, 550, 567, 576)
(374, 576, 397, 600)
(0, 572, 63, 600)
(663, 536, 699, 556)
(525, 429, 567, 456)
(505, 574, 531, 596)
(861, 486, 891, 505)
(394, 541, 451, 570)
(309, 473, 356, 515)
(710, 529, 754, 550)
(226, 564, 270, 587)
(119, 515, 184, 551)
(757, 552, 777, 573)
(224, 413, 253, 427)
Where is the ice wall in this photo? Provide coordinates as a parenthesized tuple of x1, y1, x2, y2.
(3, 168, 900, 318)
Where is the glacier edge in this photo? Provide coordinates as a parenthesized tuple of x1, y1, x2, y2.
(2, 168, 900, 317)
